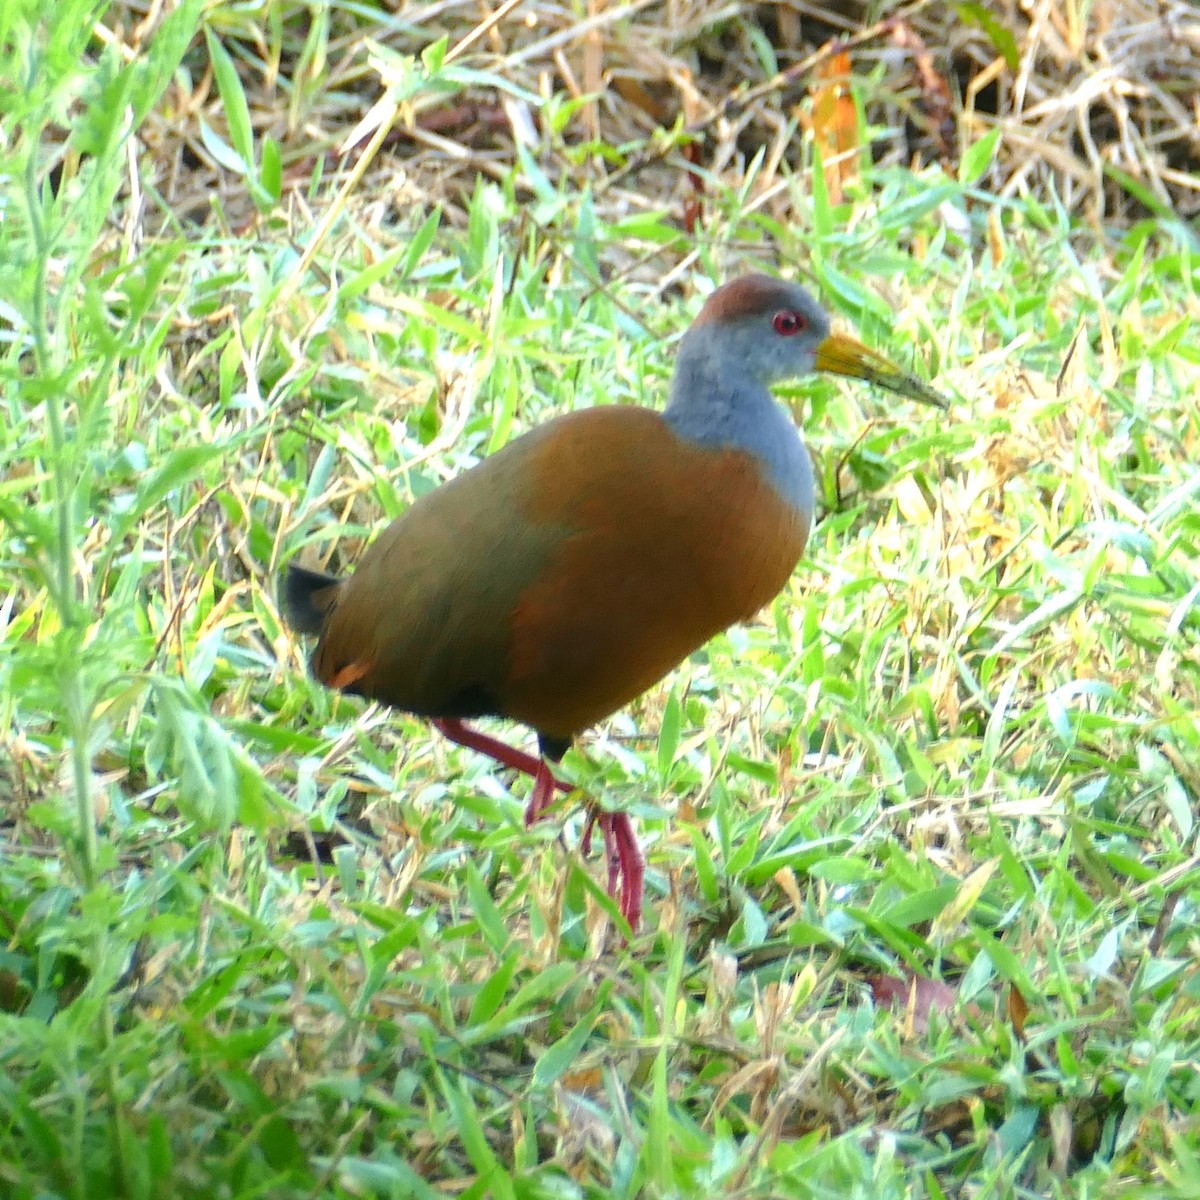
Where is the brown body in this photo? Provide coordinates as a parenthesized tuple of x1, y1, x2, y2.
(300, 406, 809, 743)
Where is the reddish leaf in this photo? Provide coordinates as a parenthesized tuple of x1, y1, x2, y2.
(868, 972, 960, 1033)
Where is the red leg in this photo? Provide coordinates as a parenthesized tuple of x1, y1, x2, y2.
(582, 809, 643, 929)
(580, 809, 618, 893)
(434, 719, 570, 826)
(526, 759, 561, 826)
(434, 718, 563, 782)
(601, 812, 645, 929)
(432, 719, 643, 929)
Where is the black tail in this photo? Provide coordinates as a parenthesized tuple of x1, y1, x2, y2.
(282, 564, 342, 635)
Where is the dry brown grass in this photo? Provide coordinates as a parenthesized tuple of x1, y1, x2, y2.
(117, 0, 1200, 260)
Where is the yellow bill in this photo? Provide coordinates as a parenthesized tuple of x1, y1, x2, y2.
(815, 333, 949, 410)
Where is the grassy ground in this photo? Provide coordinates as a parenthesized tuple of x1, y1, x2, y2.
(2, 0, 1199, 1196)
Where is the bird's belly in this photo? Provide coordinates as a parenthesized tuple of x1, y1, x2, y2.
(502, 460, 808, 738)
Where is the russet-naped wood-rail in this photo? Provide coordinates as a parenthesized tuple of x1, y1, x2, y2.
(284, 273, 946, 930)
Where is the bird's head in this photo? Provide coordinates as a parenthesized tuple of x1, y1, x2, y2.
(682, 273, 948, 410)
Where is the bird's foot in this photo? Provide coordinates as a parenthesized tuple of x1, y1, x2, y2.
(434, 719, 571, 826)
(581, 807, 644, 930)
(433, 719, 642, 929)
(525, 758, 565, 826)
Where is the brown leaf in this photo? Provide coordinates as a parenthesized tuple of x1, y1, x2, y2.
(868, 972, 960, 1034)
(1007, 983, 1030, 1039)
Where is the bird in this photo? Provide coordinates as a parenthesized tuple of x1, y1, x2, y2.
(283, 273, 947, 931)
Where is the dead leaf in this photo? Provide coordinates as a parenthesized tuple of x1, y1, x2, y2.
(868, 972, 960, 1034)
(1007, 983, 1030, 1039)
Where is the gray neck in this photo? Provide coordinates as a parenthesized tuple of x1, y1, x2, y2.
(664, 338, 814, 518)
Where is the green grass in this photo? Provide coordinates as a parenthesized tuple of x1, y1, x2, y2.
(2, 1, 1199, 1197)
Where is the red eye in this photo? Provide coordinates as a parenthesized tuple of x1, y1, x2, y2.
(773, 310, 807, 336)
